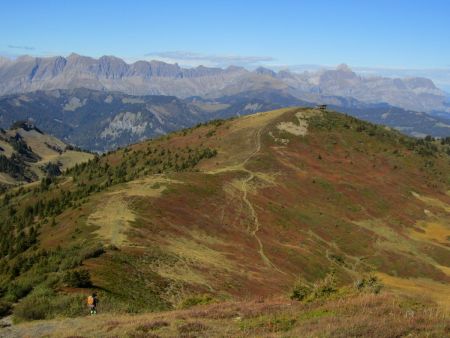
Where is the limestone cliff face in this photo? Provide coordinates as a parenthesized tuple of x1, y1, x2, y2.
(0, 55, 447, 113)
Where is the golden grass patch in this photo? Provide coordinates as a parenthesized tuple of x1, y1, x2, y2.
(276, 110, 320, 136)
(354, 219, 404, 244)
(228, 108, 292, 132)
(165, 235, 235, 273)
(436, 265, 450, 277)
(109, 176, 181, 198)
(16, 129, 66, 160)
(0, 139, 14, 157)
(57, 150, 94, 170)
(276, 120, 307, 136)
(411, 220, 450, 245)
(412, 191, 450, 213)
(89, 176, 181, 246)
(149, 232, 228, 293)
(354, 219, 448, 272)
(0, 172, 17, 185)
(88, 194, 135, 246)
(376, 272, 450, 310)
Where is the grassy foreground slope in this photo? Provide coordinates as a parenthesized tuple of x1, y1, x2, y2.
(2, 292, 448, 337)
(0, 108, 449, 333)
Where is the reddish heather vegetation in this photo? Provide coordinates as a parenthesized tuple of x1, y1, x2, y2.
(0, 108, 449, 336)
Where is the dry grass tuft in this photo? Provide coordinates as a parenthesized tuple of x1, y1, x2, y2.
(136, 320, 169, 332)
(177, 321, 209, 337)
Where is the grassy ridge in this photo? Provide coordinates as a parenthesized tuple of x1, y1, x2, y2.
(0, 107, 449, 325)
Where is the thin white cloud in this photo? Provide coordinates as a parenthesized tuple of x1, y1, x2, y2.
(143, 51, 275, 68)
(8, 44, 35, 51)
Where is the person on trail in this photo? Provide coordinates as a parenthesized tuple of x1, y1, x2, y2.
(87, 293, 99, 315)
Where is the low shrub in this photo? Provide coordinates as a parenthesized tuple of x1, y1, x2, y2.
(267, 317, 297, 332)
(63, 269, 92, 288)
(13, 288, 86, 322)
(354, 275, 383, 294)
(14, 295, 51, 321)
(136, 320, 169, 332)
(178, 322, 209, 335)
(51, 294, 86, 317)
(311, 272, 337, 299)
(290, 273, 338, 302)
(290, 280, 311, 301)
(180, 294, 214, 309)
(298, 308, 335, 321)
(0, 300, 12, 317)
(60, 256, 83, 270)
(107, 244, 120, 251)
(5, 282, 33, 302)
(240, 315, 296, 333)
(80, 245, 105, 260)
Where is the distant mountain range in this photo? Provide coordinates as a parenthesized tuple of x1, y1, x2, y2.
(0, 54, 448, 115)
(1, 88, 450, 152)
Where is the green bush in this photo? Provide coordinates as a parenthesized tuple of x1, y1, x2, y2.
(354, 275, 383, 294)
(59, 256, 83, 270)
(312, 273, 337, 299)
(13, 289, 86, 322)
(267, 317, 297, 332)
(63, 269, 92, 288)
(41, 274, 60, 289)
(5, 282, 32, 302)
(179, 294, 214, 309)
(51, 294, 86, 317)
(290, 273, 338, 302)
(14, 295, 51, 321)
(0, 300, 12, 317)
(80, 245, 105, 260)
(290, 280, 311, 301)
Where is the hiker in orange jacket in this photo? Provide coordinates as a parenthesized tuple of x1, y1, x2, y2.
(87, 293, 99, 315)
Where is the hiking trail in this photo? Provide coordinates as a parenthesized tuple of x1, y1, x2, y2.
(211, 127, 286, 274)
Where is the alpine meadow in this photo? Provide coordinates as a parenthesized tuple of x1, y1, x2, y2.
(0, 1, 449, 337)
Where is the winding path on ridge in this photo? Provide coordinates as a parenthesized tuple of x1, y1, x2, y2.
(209, 128, 286, 275)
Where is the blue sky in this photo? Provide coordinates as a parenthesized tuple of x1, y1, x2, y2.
(1, 0, 450, 90)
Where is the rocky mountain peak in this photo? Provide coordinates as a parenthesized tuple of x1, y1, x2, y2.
(226, 65, 247, 72)
(0, 56, 11, 66)
(336, 63, 352, 72)
(254, 66, 276, 77)
(15, 55, 35, 62)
